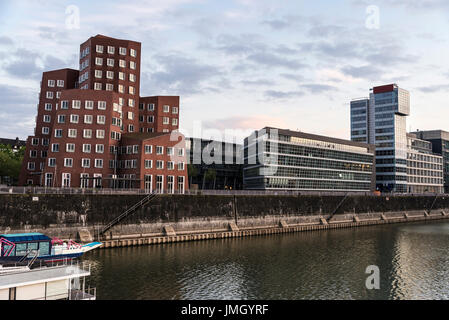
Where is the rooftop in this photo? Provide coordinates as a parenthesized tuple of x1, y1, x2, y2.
(0, 264, 90, 290)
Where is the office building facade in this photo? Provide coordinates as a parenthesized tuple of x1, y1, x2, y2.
(351, 84, 444, 193)
(412, 130, 449, 192)
(243, 127, 376, 192)
(19, 35, 186, 191)
(185, 138, 243, 190)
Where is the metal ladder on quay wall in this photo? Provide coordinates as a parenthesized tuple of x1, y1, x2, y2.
(99, 192, 158, 236)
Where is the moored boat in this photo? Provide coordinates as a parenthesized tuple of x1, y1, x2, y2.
(0, 233, 102, 263)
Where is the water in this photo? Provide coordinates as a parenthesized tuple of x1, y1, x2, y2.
(83, 221, 449, 300)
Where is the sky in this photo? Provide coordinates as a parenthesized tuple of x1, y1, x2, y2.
(0, 0, 449, 143)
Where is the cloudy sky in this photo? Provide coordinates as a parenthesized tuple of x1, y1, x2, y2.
(0, 0, 449, 143)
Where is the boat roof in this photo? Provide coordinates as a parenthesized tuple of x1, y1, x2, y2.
(0, 233, 51, 242)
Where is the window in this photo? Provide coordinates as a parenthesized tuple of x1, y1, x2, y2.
(130, 61, 136, 70)
(46, 91, 53, 99)
(66, 143, 75, 152)
(129, 86, 135, 94)
(167, 147, 174, 156)
(96, 45, 104, 53)
(95, 57, 103, 66)
(163, 117, 169, 125)
(145, 160, 153, 169)
(68, 129, 77, 138)
(98, 101, 107, 110)
(156, 146, 164, 155)
(96, 129, 105, 139)
(147, 116, 154, 123)
(30, 150, 37, 158)
(178, 148, 184, 156)
(148, 104, 155, 111)
(167, 161, 174, 170)
(130, 49, 137, 57)
(83, 129, 92, 139)
(85, 100, 94, 109)
(163, 105, 170, 113)
(62, 173, 71, 188)
(108, 46, 115, 54)
(145, 145, 152, 154)
(172, 107, 178, 114)
(42, 127, 49, 135)
(127, 112, 134, 120)
(48, 80, 55, 87)
(167, 176, 174, 194)
(172, 118, 178, 126)
(156, 175, 164, 192)
(57, 80, 64, 87)
(43, 115, 51, 123)
(42, 138, 49, 146)
(56, 92, 61, 99)
(94, 83, 102, 90)
(51, 143, 59, 152)
(48, 158, 56, 167)
(178, 162, 185, 170)
(128, 99, 134, 107)
(70, 114, 79, 123)
(156, 160, 164, 169)
(129, 74, 136, 82)
(106, 71, 114, 79)
(119, 47, 127, 55)
(119, 72, 125, 80)
(96, 144, 104, 153)
(41, 151, 47, 158)
(27, 162, 35, 170)
(106, 83, 114, 91)
(55, 129, 63, 138)
(95, 159, 103, 168)
(45, 103, 52, 111)
(83, 144, 91, 153)
(177, 176, 185, 194)
(97, 115, 106, 124)
(95, 70, 103, 78)
(119, 59, 126, 68)
(82, 158, 90, 168)
(84, 115, 93, 124)
(61, 101, 69, 109)
(64, 158, 73, 167)
(128, 124, 134, 132)
(32, 138, 39, 145)
(72, 100, 81, 109)
(118, 84, 124, 93)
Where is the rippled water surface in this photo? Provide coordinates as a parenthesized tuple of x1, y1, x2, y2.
(83, 221, 449, 300)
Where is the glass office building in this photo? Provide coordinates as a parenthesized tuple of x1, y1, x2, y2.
(351, 84, 410, 193)
(243, 127, 376, 191)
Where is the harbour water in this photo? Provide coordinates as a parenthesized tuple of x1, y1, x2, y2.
(84, 221, 449, 300)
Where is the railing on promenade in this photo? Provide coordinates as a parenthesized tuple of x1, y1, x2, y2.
(0, 186, 445, 197)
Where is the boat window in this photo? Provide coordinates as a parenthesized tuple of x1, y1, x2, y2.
(1, 244, 14, 257)
(27, 242, 38, 251)
(15, 243, 27, 256)
(38, 242, 50, 256)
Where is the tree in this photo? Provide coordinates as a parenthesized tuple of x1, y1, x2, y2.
(0, 144, 25, 185)
(187, 164, 199, 187)
(204, 169, 217, 190)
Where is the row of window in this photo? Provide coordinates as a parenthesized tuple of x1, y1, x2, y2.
(94, 69, 136, 82)
(45, 114, 107, 125)
(47, 80, 65, 88)
(138, 115, 178, 125)
(95, 45, 137, 57)
(53, 128, 106, 139)
(94, 57, 137, 69)
(138, 104, 178, 114)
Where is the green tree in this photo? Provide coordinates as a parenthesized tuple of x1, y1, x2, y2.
(0, 144, 25, 184)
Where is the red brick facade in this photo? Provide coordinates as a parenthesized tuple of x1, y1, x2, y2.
(19, 35, 186, 191)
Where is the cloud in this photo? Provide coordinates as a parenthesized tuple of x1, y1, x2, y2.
(264, 90, 304, 99)
(246, 52, 306, 70)
(141, 53, 225, 95)
(0, 85, 37, 139)
(203, 115, 289, 131)
(416, 84, 449, 93)
(340, 65, 384, 80)
(0, 36, 14, 46)
(301, 84, 337, 94)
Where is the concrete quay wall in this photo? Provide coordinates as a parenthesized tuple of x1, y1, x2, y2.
(1, 194, 448, 245)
